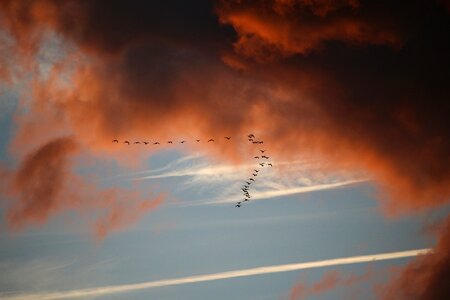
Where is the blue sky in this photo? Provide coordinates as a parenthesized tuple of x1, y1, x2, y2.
(0, 135, 444, 299)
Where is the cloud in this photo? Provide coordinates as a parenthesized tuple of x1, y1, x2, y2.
(202, 179, 367, 205)
(6, 137, 78, 229)
(216, 0, 399, 60)
(381, 218, 450, 300)
(1, 248, 430, 300)
(289, 267, 373, 299)
(1, 0, 448, 212)
(2, 136, 164, 238)
(126, 153, 367, 205)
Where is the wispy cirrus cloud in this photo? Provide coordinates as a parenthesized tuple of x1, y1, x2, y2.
(124, 154, 368, 205)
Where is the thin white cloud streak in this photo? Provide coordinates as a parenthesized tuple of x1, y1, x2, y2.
(201, 179, 369, 205)
(126, 155, 369, 205)
(130, 158, 314, 181)
(105, 154, 203, 181)
(3, 248, 431, 300)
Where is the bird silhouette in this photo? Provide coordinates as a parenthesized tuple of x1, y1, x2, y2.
(262, 155, 269, 159)
(253, 173, 257, 176)
(196, 139, 200, 142)
(246, 181, 251, 185)
(248, 134, 255, 138)
(180, 141, 186, 144)
(249, 178, 255, 182)
(112, 139, 119, 143)
(134, 141, 140, 144)
(143, 141, 149, 145)
(124, 141, 130, 145)
(259, 163, 265, 167)
(254, 156, 259, 159)
(208, 139, 214, 142)
(244, 198, 249, 202)
(154, 142, 160, 145)
(258, 141, 264, 144)
(253, 141, 258, 144)
(254, 170, 259, 173)
(268, 163, 273, 167)
(260, 150, 265, 153)
(168, 141, 173, 144)
(224, 137, 231, 140)
(236, 203, 241, 208)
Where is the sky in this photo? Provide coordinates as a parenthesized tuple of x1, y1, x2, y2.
(0, 0, 449, 299)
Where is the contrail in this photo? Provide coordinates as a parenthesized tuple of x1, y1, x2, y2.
(3, 248, 431, 300)
(202, 179, 368, 205)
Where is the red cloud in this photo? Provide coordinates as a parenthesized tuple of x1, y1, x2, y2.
(289, 268, 373, 299)
(7, 137, 78, 228)
(217, 0, 399, 61)
(381, 218, 450, 300)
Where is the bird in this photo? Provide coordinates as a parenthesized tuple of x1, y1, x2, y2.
(154, 142, 160, 145)
(134, 141, 140, 144)
(208, 139, 214, 142)
(196, 139, 200, 142)
(268, 163, 273, 167)
(254, 170, 259, 173)
(259, 163, 265, 167)
(258, 141, 264, 144)
(249, 178, 255, 182)
(236, 203, 241, 208)
(260, 150, 265, 153)
(248, 139, 253, 142)
(262, 155, 269, 159)
(180, 141, 186, 144)
(241, 188, 248, 192)
(253, 141, 258, 144)
(112, 139, 119, 143)
(224, 137, 231, 140)
(124, 141, 130, 145)
(244, 199, 249, 202)
(243, 185, 249, 189)
(246, 181, 251, 185)
(168, 141, 173, 144)
(248, 134, 255, 138)
(143, 141, 149, 145)
(253, 173, 257, 176)
(254, 156, 259, 159)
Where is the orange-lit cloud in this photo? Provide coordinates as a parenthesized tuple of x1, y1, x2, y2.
(217, 0, 399, 61)
(6, 137, 78, 229)
(381, 218, 450, 300)
(289, 268, 373, 299)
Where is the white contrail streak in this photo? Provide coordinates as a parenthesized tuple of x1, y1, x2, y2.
(3, 248, 431, 300)
(203, 179, 368, 205)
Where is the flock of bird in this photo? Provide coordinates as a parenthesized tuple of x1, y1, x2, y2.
(112, 134, 274, 208)
(235, 134, 273, 208)
(112, 138, 231, 144)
